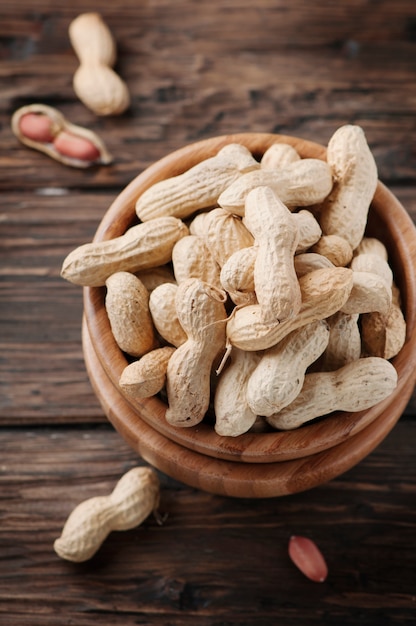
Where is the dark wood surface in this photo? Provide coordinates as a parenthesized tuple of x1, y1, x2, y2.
(1, 1, 416, 624)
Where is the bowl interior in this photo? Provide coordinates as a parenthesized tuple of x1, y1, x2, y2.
(83, 132, 416, 464)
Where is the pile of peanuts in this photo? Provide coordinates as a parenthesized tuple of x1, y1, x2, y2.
(61, 124, 406, 436)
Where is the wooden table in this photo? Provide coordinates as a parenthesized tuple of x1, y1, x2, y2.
(1, 1, 416, 624)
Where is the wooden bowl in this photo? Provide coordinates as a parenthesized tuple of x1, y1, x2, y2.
(83, 133, 416, 497)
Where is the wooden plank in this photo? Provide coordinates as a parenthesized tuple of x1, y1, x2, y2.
(0, 422, 415, 624)
(0, 193, 108, 423)
(1, 1, 416, 191)
(0, 1, 415, 623)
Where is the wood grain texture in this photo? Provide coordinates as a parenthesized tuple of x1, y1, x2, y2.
(1, 1, 416, 191)
(0, 424, 415, 624)
(1, 0, 416, 622)
(0, 193, 108, 423)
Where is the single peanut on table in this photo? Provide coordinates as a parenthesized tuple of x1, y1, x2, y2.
(54, 467, 160, 562)
(69, 12, 130, 116)
(11, 103, 112, 167)
(288, 536, 328, 583)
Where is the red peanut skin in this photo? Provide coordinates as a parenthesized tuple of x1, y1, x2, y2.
(19, 113, 55, 143)
(288, 535, 328, 582)
(53, 131, 100, 162)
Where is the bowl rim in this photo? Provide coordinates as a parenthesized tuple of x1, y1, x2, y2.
(82, 315, 414, 498)
(83, 132, 416, 464)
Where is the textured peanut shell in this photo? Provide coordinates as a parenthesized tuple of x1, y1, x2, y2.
(294, 253, 335, 277)
(354, 236, 388, 260)
(73, 64, 130, 116)
(105, 272, 157, 357)
(165, 279, 227, 427)
(318, 125, 378, 249)
(321, 312, 361, 371)
(220, 246, 256, 294)
(69, 12, 117, 66)
(203, 207, 254, 267)
(361, 296, 407, 360)
(226, 267, 353, 351)
(350, 252, 393, 289)
(61, 216, 188, 287)
(220, 215, 325, 293)
(218, 246, 257, 305)
(266, 357, 398, 431)
(119, 346, 175, 398)
(218, 158, 333, 216)
(135, 143, 259, 221)
(341, 271, 392, 316)
(188, 211, 210, 237)
(246, 320, 330, 417)
(149, 283, 187, 347)
(135, 266, 176, 292)
(54, 467, 159, 562)
(293, 210, 322, 253)
(172, 235, 222, 288)
(214, 348, 261, 437)
(174, 279, 227, 340)
(355, 236, 405, 359)
(260, 142, 301, 169)
(165, 341, 214, 427)
(311, 234, 353, 267)
(244, 186, 301, 324)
